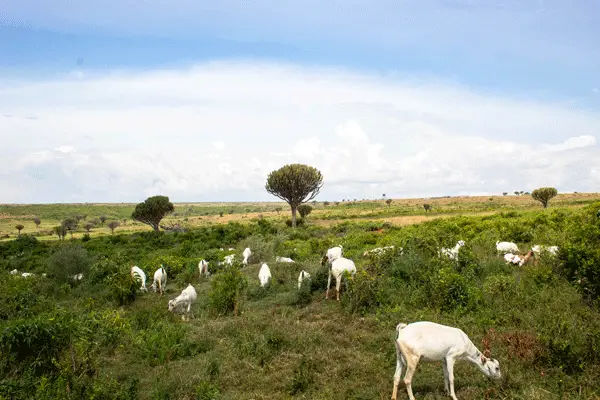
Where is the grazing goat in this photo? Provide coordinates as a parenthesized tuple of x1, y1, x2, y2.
(275, 256, 295, 263)
(242, 247, 252, 266)
(503, 252, 522, 265)
(168, 284, 197, 321)
(258, 263, 272, 287)
(198, 259, 210, 278)
(391, 321, 502, 400)
(297, 270, 311, 289)
(320, 245, 343, 266)
(363, 245, 400, 257)
(151, 265, 167, 295)
(71, 273, 84, 281)
(224, 254, 235, 266)
(496, 241, 519, 254)
(531, 245, 559, 256)
(439, 240, 465, 260)
(326, 257, 356, 301)
(21, 272, 34, 278)
(10, 269, 18, 275)
(131, 266, 148, 292)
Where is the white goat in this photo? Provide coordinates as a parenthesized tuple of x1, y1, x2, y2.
(198, 259, 210, 278)
(71, 273, 84, 281)
(10, 269, 19, 275)
(242, 247, 252, 266)
(228, 247, 235, 251)
(275, 256, 295, 263)
(21, 272, 34, 278)
(150, 265, 167, 295)
(392, 321, 502, 400)
(439, 240, 466, 260)
(496, 241, 519, 254)
(321, 245, 343, 266)
(130, 266, 148, 292)
(531, 244, 559, 256)
(258, 263, 272, 287)
(363, 245, 399, 257)
(224, 254, 235, 266)
(503, 253, 522, 265)
(168, 284, 197, 321)
(325, 257, 356, 301)
(297, 270, 311, 289)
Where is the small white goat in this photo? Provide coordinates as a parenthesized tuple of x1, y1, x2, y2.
(198, 259, 210, 278)
(228, 247, 235, 251)
(503, 253, 522, 265)
(297, 270, 311, 289)
(130, 266, 148, 292)
(275, 256, 295, 263)
(496, 241, 519, 254)
(10, 269, 19, 275)
(392, 321, 502, 400)
(21, 272, 34, 278)
(363, 245, 399, 257)
(325, 257, 356, 301)
(168, 284, 197, 321)
(150, 265, 167, 295)
(531, 245, 559, 256)
(224, 254, 235, 266)
(439, 240, 466, 260)
(242, 247, 252, 266)
(258, 263, 272, 287)
(321, 245, 343, 266)
(71, 273, 84, 281)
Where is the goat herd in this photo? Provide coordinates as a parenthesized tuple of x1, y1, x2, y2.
(124, 239, 556, 400)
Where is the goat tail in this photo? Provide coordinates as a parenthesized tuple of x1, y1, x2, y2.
(395, 322, 408, 339)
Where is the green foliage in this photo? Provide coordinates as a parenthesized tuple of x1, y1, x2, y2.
(46, 243, 93, 284)
(285, 217, 305, 227)
(297, 204, 313, 218)
(136, 321, 206, 366)
(531, 187, 558, 208)
(107, 220, 120, 234)
(287, 357, 316, 395)
(131, 195, 175, 232)
(208, 266, 247, 316)
(195, 380, 220, 400)
(106, 268, 138, 306)
(61, 217, 78, 237)
(265, 164, 323, 227)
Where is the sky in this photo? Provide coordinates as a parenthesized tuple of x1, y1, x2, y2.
(1, 0, 600, 203)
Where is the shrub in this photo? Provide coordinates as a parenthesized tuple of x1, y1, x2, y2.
(428, 266, 478, 312)
(285, 217, 305, 227)
(208, 266, 247, 316)
(46, 243, 93, 284)
(297, 204, 313, 218)
(106, 268, 138, 306)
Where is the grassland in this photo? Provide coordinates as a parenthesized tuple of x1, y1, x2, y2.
(2, 194, 600, 399)
(2, 192, 599, 240)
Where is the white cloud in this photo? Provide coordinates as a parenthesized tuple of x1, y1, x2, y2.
(1, 60, 600, 202)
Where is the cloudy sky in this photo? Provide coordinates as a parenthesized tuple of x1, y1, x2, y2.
(1, 0, 599, 203)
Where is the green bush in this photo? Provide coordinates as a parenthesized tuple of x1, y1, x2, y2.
(208, 266, 247, 316)
(46, 243, 94, 284)
(106, 268, 138, 306)
(428, 266, 478, 312)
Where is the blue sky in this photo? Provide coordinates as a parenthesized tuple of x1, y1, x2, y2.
(1, 0, 600, 203)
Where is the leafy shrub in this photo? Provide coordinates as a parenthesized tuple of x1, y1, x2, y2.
(106, 268, 138, 306)
(46, 243, 93, 284)
(208, 266, 247, 316)
(428, 266, 478, 312)
(136, 322, 203, 366)
(285, 217, 305, 227)
(0, 276, 54, 320)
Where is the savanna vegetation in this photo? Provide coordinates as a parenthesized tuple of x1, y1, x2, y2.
(2, 194, 600, 399)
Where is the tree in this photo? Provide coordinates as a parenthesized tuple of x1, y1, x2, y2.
(502, 192, 508, 196)
(99, 215, 107, 224)
(275, 207, 282, 215)
(84, 223, 94, 233)
(107, 221, 120, 235)
(265, 164, 323, 227)
(33, 217, 41, 230)
(62, 218, 78, 239)
(514, 191, 520, 196)
(131, 195, 175, 232)
(323, 201, 330, 207)
(15, 224, 24, 237)
(531, 187, 558, 208)
(298, 204, 313, 218)
(423, 204, 432, 213)
(386, 199, 393, 207)
(53, 225, 67, 240)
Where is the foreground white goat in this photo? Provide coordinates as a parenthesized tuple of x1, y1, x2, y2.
(531, 244, 559, 256)
(130, 266, 148, 292)
(198, 259, 210, 278)
(496, 241, 519, 254)
(258, 263, 272, 287)
(242, 247, 252, 265)
(150, 266, 167, 295)
(275, 256, 295, 263)
(325, 257, 356, 301)
(321, 245, 343, 266)
(439, 240, 465, 260)
(392, 321, 502, 400)
(297, 270, 311, 289)
(168, 284, 197, 321)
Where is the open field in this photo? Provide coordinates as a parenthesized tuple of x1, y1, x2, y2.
(2, 193, 599, 240)
(2, 195, 600, 399)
